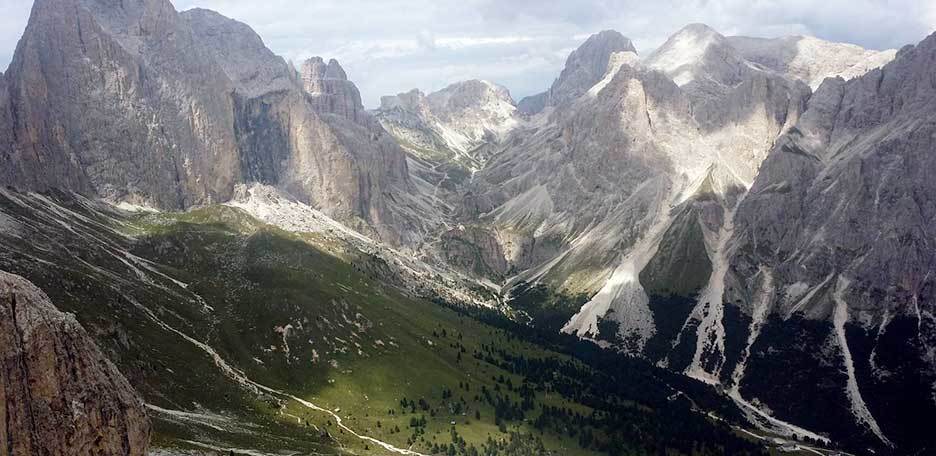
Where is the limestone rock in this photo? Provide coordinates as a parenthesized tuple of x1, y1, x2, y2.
(519, 30, 637, 114)
(726, 35, 897, 89)
(375, 80, 520, 170)
(0, 0, 433, 246)
(301, 57, 365, 123)
(2, 0, 240, 208)
(0, 270, 150, 456)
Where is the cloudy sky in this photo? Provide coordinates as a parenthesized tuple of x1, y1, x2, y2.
(1, 0, 934, 107)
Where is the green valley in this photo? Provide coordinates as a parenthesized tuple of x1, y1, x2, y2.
(0, 190, 780, 455)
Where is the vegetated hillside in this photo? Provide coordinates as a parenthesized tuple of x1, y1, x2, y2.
(0, 189, 783, 455)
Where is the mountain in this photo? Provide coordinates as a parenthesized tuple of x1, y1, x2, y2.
(726, 35, 897, 89)
(1, 1, 933, 453)
(300, 56, 368, 123)
(0, 0, 238, 207)
(429, 24, 933, 453)
(0, 0, 431, 246)
(446, 26, 808, 336)
(719, 33, 936, 451)
(1, 271, 150, 455)
(517, 30, 637, 114)
(645, 23, 748, 89)
(375, 80, 520, 172)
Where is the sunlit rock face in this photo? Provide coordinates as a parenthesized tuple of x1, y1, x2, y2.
(726, 35, 897, 90)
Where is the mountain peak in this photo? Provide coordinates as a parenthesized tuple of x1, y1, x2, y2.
(299, 56, 365, 122)
(429, 79, 515, 109)
(301, 57, 350, 81)
(543, 30, 637, 107)
(374, 78, 520, 169)
(182, 7, 293, 97)
(645, 24, 735, 86)
(588, 30, 636, 49)
(675, 23, 723, 39)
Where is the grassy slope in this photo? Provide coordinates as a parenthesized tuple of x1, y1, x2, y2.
(131, 207, 606, 455)
(0, 191, 770, 456)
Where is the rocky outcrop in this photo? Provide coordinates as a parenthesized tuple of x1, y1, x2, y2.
(0, 271, 150, 455)
(301, 57, 366, 123)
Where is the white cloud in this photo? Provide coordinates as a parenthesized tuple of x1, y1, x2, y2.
(927, 4, 936, 32)
(1, 0, 933, 105)
(435, 36, 539, 50)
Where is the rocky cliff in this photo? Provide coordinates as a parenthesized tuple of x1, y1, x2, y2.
(301, 57, 366, 123)
(184, 8, 423, 244)
(0, 271, 150, 455)
(0, 0, 429, 246)
(2, 0, 240, 208)
(713, 32, 936, 450)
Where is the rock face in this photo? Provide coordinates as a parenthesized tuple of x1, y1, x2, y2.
(645, 23, 747, 89)
(2, 0, 239, 208)
(301, 57, 366, 123)
(716, 32, 936, 450)
(375, 80, 520, 171)
(0, 0, 429, 245)
(0, 270, 150, 455)
(183, 9, 415, 236)
(180, 8, 295, 98)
